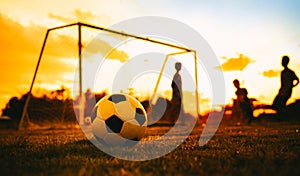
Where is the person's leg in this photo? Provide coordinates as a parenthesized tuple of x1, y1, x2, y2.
(272, 95, 286, 111)
(281, 96, 289, 107)
(240, 100, 253, 124)
(171, 102, 181, 124)
(273, 95, 290, 117)
(272, 95, 280, 110)
(246, 106, 254, 124)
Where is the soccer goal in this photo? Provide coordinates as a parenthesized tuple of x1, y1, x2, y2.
(18, 22, 200, 130)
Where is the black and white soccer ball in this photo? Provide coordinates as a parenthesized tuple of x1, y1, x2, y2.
(92, 94, 147, 146)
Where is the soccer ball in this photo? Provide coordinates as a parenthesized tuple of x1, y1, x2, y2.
(92, 94, 147, 146)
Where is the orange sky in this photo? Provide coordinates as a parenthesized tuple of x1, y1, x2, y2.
(1, 0, 300, 114)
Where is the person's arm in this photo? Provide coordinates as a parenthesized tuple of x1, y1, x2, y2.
(293, 77, 299, 87)
(293, 72, 299, 87)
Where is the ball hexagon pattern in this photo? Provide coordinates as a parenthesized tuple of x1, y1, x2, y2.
(92, 94, 148, 146)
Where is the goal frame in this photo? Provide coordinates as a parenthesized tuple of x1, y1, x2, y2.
(19, 22, 199, 129)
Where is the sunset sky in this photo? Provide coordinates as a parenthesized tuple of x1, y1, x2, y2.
(0, 0, 300, 114)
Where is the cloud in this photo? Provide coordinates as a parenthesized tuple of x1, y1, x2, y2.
(0, 13, 78, 104)
(0, 13, 127, 109)
(0, 12, 79, 60)
(215, 54, 255, 72)
(48, 9, 128, 62)
(74, 9, 96, 21)
(48, 9, 110, 24)
(262, 69, 280, 78)
(48, 13, 71, 23)
(84, 38, 129, 62)
(106, 48, 128, 62)
(0, 12, 128, 77)
(0, 14, 45, 86)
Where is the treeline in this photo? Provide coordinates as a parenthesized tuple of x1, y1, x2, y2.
(1, 88, 108, 128)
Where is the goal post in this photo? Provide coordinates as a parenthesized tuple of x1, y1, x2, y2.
(151, 51, 200, 116)
(19, 22, 199, 130)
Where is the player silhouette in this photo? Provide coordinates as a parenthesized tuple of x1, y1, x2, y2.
(232, 79, 253, 123)
(169, 62, 183, 124)
(272, 56, 299, 112)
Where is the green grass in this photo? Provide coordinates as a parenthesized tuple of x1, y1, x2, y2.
(1, 121, 300, 176)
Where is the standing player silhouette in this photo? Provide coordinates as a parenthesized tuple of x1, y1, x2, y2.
(272, 56, 299, 112)
(170, 62, 183, 124)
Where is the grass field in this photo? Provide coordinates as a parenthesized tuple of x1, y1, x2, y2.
(0, 120, 300, 176)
